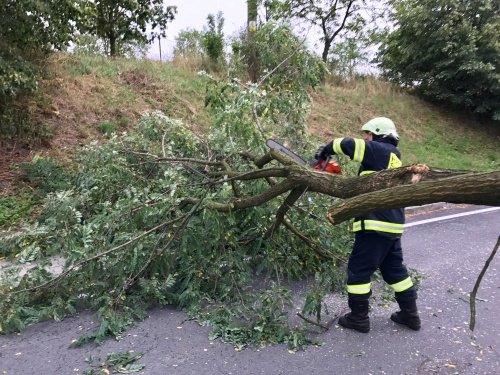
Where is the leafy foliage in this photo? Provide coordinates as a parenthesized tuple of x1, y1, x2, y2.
(78, 0, 177, 56)
(0, 0, 78, 138)
(173, 29, 204, 58)
(201, 12, 226, 66)
(174, 13, 226, 72)
(0, 109, 352, 349)
(328, 36, 369, 79)
(73, 33, 149, 59)
(230, 22, 327, 90)
(0, 38, 354, 349)
(0, 0, 78, 53)
(0, 47, 40, 137)
(0, 193, 39, 229)
(0, 21, 354, 350)
(0, 49, 38, 99)
(378, 0, 500, 120)
(84, 351, 144, 374)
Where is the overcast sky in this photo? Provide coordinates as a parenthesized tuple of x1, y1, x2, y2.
(149, 0, 248, 60)
(149, 0, 377, 74)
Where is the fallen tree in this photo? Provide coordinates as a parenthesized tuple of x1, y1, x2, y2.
(153, 148, 499, 226)
(1, 112, 498, 350)
(1, 44, 499, 348)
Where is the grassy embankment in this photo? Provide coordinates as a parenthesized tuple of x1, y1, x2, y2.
(1, 54, 498, 227)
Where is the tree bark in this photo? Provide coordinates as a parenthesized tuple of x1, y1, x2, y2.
(327, 171, 500, 224)
(109, 34, 116, 57)
(322, 38, 332, 63)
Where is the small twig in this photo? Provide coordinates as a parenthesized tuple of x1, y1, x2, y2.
(221, 160, 241, 197)
(251, 104, 267, 140)
(230, 273, 248, 310)
(470, 236, 500, 331)
(130, 200, 168, 214)
(123, 149, 223, 167)
(161, 131, 168, 158)
(181, 162, 211, 180)
(282, 219, 346, 264)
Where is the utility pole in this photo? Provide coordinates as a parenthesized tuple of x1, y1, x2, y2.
(158, 36, 162, 62)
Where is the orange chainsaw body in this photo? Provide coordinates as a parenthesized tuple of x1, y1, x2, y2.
(314, 160, 342, 175)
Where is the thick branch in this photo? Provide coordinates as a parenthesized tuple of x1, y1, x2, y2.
(327, 171, 500, 225)
(208, 167, 289, 181)
(265, 187, 308, 238)
(181, 178, 299, 212)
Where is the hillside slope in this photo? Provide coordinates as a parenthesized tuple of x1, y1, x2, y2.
(309, 79, 499, 170)
(1, 54, 499, 194)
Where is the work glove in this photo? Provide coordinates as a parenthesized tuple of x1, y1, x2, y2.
(315, 141, 334, 161)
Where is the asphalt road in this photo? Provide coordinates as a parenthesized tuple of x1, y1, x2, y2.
(1, 205, 499, 375)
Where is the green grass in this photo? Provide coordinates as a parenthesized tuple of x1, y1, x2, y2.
(4, 53, 499, 183)
(310, 77, 499, 171)
(60, 54, 211, 130)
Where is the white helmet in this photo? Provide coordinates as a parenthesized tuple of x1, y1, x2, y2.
(361, 117, 399, 140)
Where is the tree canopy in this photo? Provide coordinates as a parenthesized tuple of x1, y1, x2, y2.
(378, 0, 500, 120)
(0, 0, 78, 52)
(267, 0, 366, 62)
(1, 0, 499, 351)
(79, 0, 177, 56)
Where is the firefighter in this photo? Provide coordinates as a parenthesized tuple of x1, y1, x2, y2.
(316, 117, 421, 333)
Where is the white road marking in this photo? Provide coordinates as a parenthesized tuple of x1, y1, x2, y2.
(405, 207, 500, 228)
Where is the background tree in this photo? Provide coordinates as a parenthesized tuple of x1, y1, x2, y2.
(328, 35, 368, 79)
(378, 0, 500, 121)
(79, 0, 177, 57)
(247, 0, 260, 81)
(201, 12, 226, 68)
(0, 0, 78, 53)
(0, 0, 79, 138)
(267, 0, 367, 63)
(173, 29, 204, 59)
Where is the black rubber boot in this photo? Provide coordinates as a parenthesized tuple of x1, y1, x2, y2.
(391, 299, 421, 331)
(338, 299, 370, 333)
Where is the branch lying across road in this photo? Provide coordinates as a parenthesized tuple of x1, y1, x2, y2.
(124, 146, 500, 231)
(327, 171, 500, 224)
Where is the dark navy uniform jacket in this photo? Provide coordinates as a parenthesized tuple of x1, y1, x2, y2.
(331, 136, 404, 237)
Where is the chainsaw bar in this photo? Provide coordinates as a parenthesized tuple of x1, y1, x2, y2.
(265, 139, 307, 165)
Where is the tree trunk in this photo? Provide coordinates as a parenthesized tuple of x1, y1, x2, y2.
(109, 34, 117, 57)
(322, 38, 332, 63)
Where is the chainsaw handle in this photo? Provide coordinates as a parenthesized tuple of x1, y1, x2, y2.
(310, 155, 330, 169)
(321, 156, 331, 171)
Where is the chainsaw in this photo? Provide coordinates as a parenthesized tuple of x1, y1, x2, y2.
(266, 139, 342, 174)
